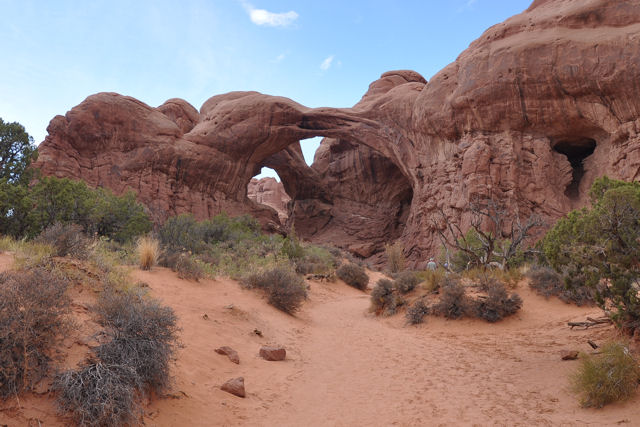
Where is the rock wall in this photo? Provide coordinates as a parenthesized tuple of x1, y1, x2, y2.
(35, 0, 640, 267)
(247, 177, 291, 224)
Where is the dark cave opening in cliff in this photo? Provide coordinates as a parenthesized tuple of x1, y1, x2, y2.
(553, 138, 596, 199)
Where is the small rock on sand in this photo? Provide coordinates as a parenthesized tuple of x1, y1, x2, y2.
(221, 377, 245, 398)
(561, 350, 579, 360)
(215, 346, 240, 364)
(260, 345, 286, 361)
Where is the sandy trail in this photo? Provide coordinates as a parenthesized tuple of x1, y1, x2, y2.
(136, 269, 639, 427)
(3, 262, 640, 426)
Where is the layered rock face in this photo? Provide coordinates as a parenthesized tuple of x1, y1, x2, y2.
(247, 178, 291, 223)
(35, 0, 640, 266)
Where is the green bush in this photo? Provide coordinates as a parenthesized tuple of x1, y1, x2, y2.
(0, 177, 151, 242)
(295, 245, 338, 276)
(336, 263, 369, 290)
(0, 268, 70, 397)
(571, 342, 640, 408)
(542, 177, 640, 331)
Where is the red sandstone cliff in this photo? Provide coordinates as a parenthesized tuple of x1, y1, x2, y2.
(247, 177, 291, 224)
(35, 0, 640, 266)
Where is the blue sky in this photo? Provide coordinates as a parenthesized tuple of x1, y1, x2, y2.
(0, 0, 532, 179)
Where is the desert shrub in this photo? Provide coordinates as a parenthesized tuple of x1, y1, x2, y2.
(245, 266, 307, 314)
(158, 214, 203, 253)
(36, 222, 92, 259)
(395, 271, 419, 294)
(281, 225, 304, 260)
(53, 362, 142, 427)
(94, 290, 179, 393)
(173, 254, 204, 281)
(136, 236, 159, 271)
(336, 263, 369, 290)
(295, 245, 338, 276)
(571, 342, 640, 408)
(526, 265, 594, 306)
(385, 241, 405, 273)
(371, 278, 402, 315)
(406, 300, 429, 325)
(417, 269, 447, 293)
(0, 268, 70, 397)
(433, 277, 469, 319)
(471, 282, 523, 322)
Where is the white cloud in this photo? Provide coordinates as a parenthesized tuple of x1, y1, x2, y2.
(320, 55, 334, 71)
(272, 52, 286, 63)
(458, 0, 478, 12)
(242, 2, 298, 27)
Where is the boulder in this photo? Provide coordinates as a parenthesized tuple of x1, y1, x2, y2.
(561, 350, 579, 361)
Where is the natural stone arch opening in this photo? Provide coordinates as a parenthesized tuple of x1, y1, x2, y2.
(254, 136, 414, 259)
(552, 137, 596, 199)
(247, 167, 291, 224)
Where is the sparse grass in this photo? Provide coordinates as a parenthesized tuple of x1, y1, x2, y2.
(406, 299, 429, 325)
(336, 263, 369, 290)
(417, 269, 447, 293)
(13, 240, 55, 270)
(0, 268, 70, 397)
(571, 342, 640, 408)
(136, 236, 159, 271)
(385, 241, 405, 273)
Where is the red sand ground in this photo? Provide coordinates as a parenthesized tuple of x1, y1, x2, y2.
(1, 257, 639, 426)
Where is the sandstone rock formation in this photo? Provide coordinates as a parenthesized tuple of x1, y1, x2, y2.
(221, 377, 245, 398)
(35, 0, 640, 267)
(259, 345, 286, 361)
(247, 178, 291, 223)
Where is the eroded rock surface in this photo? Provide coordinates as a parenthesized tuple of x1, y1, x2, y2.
(35, 0, 640, 267)
(247, 178, 291, 223)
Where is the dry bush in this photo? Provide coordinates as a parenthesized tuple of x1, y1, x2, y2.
(406, 300, 429, 325)
(471, 282, 523, 322)
(94, 291, 179, 393)
(245, 266, 308, 314)
(136, 236, 159, 271)
(0, 268, 70, 397)
(419, 269, 447, 293)
(571, 342, 640, 408)
(371, 278, 402, 315)
(395, 271, 419, 294)
(385, 241, 405, 273)
(527, 265, 594, 306)
(173, 254, 204, 281)
(36, 222, 92, 259)
(433, 277, 470, 319)
(53, 362, 142, 427)
(336, 263, 369, 290)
